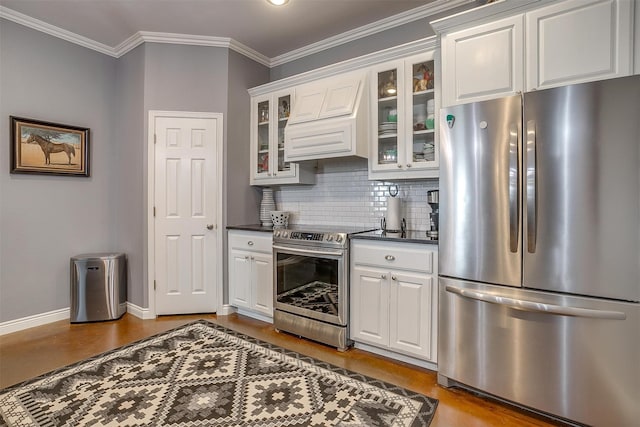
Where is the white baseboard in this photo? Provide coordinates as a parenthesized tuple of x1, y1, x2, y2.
(0, 307, 70, 336)
(234, 308, 273, 324)
(353, 342, 438, 371)
(217, 304, 237, 316)
(126, 302, 156, 320)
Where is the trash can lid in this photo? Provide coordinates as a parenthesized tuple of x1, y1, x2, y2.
(71, 252, 126, 260)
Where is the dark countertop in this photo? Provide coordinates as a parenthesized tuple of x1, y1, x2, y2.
(351, 230, 439, 245)
(226, 224, 273, 233)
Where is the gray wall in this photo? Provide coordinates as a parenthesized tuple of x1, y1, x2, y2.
(140, 43, 231, 308)
(223, 50, 269, 302)
(0, 24, 265, 320)
(0, 20, 118, 322)
(225, 51, 269, 228)
(114, 44, 146, 307)
(270, 5, 472, 80)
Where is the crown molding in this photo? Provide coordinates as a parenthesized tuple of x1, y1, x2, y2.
(430, 0, 548, 33)
(0, 5, 117, 56)
(249, 36, 439, 97)
(2, 0, 467, 67)
(115, 31, 271, 66)
(269, 0, 474, 67)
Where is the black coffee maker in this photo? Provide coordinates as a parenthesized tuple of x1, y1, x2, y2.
(427, 190, 439, 239)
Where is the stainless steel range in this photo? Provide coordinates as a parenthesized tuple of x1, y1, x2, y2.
(272, 225, 374, 351)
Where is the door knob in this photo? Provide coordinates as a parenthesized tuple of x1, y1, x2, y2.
(207, 224, 215, 230)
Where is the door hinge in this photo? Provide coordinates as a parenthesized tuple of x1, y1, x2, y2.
(153, 207, 156, 217)
(154, 280, 156, 290)
(154, 134, 157, 144)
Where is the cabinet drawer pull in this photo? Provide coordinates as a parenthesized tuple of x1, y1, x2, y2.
(391, 275, 397, 281)
(385, 255, 395, 261)
(381, 274, 387, 280)
(247, 241, 254, 246)
(244, 255, 249, 260)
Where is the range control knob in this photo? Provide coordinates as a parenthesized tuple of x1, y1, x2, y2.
(274, 231, 281, 238)
(327, 235, 334, 242)
(336, 235, 344, 243)
(282, 231, 289, 238)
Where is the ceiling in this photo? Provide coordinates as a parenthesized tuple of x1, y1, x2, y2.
(0, 0, 456, 60)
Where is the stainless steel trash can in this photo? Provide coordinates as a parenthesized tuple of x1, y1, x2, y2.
(70, 253, 127, 323)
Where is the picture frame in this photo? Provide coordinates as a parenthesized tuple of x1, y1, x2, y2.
(10, 116, 90, 177)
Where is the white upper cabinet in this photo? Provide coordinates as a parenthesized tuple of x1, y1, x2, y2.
(250, 89, 315, 186)
(526, 0, 633, 90)
(441, 15, 524, 107)
(436, 0, 635, 106)
(369, 51, 439, 180)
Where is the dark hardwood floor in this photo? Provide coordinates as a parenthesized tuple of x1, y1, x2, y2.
(0, 313, 563, 426)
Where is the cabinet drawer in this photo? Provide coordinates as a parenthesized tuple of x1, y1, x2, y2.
(229, 230, 272, 253)
(352, 241, 434, 273)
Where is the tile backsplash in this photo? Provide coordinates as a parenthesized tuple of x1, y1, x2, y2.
(272, 157, 438, 230)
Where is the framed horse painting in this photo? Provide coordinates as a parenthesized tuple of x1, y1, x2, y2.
(10, 116, 90, 176)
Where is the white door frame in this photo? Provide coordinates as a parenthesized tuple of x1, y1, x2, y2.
(147, 110, 224, 317)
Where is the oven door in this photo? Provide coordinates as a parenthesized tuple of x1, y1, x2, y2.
(273, 243, 347, 326)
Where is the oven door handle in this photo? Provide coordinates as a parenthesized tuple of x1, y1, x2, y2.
(272, 244, 344, 257)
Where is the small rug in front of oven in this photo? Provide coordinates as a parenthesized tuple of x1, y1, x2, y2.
(0, 320, 438, 427)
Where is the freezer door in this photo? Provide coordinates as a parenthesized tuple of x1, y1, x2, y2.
(438, 277, 640, 426)
(439, 96, 522, 286)
(523, 75, 640, 302)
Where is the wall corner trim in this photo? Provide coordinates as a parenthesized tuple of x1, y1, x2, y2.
(126, 302, 156, 320)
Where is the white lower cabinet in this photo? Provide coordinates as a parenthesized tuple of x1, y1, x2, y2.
(228, 230, 273, 318)
(350, 240, 438, 362)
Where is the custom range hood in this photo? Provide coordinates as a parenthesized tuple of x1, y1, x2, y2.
(285, 71, 369, 161)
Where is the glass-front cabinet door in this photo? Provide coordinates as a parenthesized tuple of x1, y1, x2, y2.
(250, 89, 314, 186)
(256, 98, 271, 177)
(369, 51, 439, 180)
(275, 93, 292, 176)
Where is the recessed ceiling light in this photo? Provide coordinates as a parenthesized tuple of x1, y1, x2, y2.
(267, 0, 290, 5)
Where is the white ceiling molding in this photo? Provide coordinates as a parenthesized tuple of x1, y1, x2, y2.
(1, 0, 469, 67)
(269, 0, 474, 67)
(115, 32, 271, 66)
(430, 0, 547, 33)
(0, 5, 117, 57)
(249, 36, 439, 97)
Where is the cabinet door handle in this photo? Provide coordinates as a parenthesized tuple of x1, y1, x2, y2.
(406, 164, 412, 168)
(397, 164, 402, 168)
(206, 224, 215, 230)
(391, 275, 397, 281)
(247, 241, 254, 246)
(250, 256, 254, 260)
(244, 256, 249, 260)
(385, 255, 395, 261)
(381, 274, 387, 280)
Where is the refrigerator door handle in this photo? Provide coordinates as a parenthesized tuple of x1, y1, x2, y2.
(526, 120, 537, 253)
(508, 123, 519, 253)
(445, 285, 627, 320)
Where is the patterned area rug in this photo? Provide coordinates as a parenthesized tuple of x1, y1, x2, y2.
(0, 320, 438, 426)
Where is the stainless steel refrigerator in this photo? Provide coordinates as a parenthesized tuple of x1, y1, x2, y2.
(438, 75, 640, 426)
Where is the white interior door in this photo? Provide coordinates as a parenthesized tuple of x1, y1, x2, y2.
(153, 113, 220, 315)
